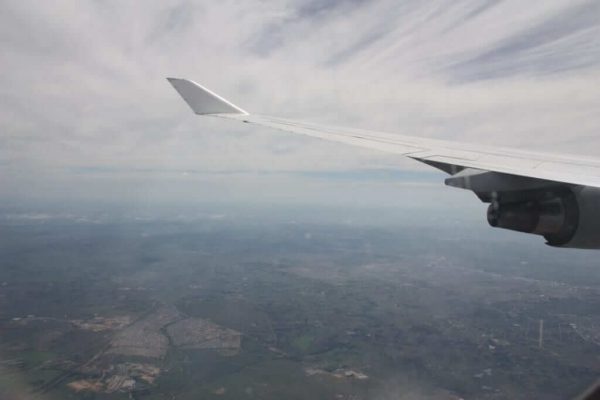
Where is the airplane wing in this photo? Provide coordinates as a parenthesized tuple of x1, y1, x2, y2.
(167, 77, 600, 249)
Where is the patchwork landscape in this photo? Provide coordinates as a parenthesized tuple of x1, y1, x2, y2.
(0, 209, 598, 399)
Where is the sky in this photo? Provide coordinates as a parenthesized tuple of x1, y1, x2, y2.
(1, 0, 600, 208)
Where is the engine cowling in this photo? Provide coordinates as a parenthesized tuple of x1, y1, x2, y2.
(486, 186, 600, 249)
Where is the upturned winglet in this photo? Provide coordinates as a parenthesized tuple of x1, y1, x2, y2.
(167, 78, 249, 115)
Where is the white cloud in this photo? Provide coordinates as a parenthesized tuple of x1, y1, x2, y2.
(1, 0, 599, 203)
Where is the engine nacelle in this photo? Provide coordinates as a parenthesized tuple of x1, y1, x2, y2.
(487, 187, 600, 249)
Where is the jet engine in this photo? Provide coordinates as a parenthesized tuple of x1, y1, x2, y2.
(487, 187, 600, 249)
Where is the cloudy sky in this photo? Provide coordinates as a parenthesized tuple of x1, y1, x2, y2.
(1, 0, 600, 207)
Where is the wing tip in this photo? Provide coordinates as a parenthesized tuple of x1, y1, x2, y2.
(166, 77, 249, 116)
